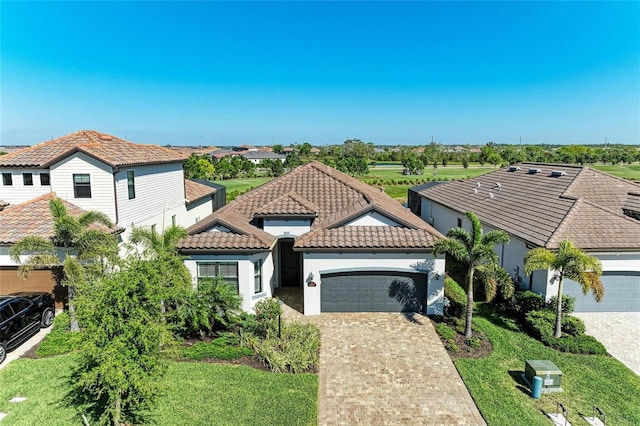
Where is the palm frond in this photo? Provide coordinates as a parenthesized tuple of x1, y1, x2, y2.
(16, 254, 61, 278)
(49, 197, 69, 220)
(523, 247, 556, 275)
(465, 211, 483, 247)
(9, 236, 56, 263)
(78, 210, 113, 228)
(481, 229, 510, 247)
(446, 227, 473, 249)
(433, 238, 468, 262)
(162, 225, 188, 250)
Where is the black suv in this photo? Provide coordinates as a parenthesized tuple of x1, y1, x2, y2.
(0, 292, 55, 364)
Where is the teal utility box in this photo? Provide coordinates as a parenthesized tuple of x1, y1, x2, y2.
(524, 360, 563, 393)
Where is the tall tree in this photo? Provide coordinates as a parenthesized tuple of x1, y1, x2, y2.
(10, 197, 117, 331)
(524, 240, 603, 338)
(433, 211, 512, 337)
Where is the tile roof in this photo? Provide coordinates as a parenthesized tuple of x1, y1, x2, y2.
(419, 162, 640, 250)
(242, 151, 286, 160)
(184, 179, 217, 203)
(179, 161, 443, 252)
(254, 192, 319, 217)
(0, 193, 116, 244)
(0, 130, 186, 168)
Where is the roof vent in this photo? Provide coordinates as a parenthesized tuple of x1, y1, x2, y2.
(488, 192, 494, 199)
(551, 170, 566, 177)
(494, 183, 502, 190)
(472, 188, 478, 194)
(475, 182, 481, 188)
(528, 168, 542, 174)
(509, 166, 521, 172)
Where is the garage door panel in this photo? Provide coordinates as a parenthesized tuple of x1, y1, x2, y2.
(321, 271, 427, 313)
(565, 273, 640, 312)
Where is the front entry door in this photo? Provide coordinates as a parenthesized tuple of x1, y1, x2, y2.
(280, 239, 301, 287)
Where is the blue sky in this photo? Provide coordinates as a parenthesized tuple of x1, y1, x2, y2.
(1, 1, 639, 147)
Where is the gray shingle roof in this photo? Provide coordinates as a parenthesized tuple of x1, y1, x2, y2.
(419, 162, 640, 250)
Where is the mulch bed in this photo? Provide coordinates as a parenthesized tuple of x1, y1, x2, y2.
(429, 318, 493, 360)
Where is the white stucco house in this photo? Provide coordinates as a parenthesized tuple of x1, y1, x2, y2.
(0, 130, 222, 298)
(411, 162, 640, 312)
(178, 161, 445, 315)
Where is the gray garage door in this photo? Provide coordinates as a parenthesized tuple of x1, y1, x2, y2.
(320, 271, 427, 312)
(564, 272, 640, 312)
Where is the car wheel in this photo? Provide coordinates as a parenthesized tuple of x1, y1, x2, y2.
(41, 308, 54, 328)
(0, 343, 6, 365)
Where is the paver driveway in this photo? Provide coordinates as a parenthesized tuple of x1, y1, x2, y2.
(316, 313, 485, 425)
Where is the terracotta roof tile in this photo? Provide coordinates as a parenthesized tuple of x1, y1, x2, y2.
(0, 193, 116, 244)
(419, 162, 640, 250)
(180, 162, 443, 252)
(0, 130, 186, 168)
(254, 192, 319, 217)
(184, 179, 217, 203)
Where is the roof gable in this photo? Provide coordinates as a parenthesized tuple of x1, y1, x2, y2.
(180, 162, 443, 252)
(0, 130, 186, 169)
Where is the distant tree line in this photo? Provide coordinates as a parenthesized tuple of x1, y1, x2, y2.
(185, 140, 639, 181)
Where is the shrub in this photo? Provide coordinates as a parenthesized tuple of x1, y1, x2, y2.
(36, 312, 83, 357)
(514, 291, 545, 314)
(181, 337, 254, 361)
(547, 295, 576, 314)
(254, 297, 282, 337)
(466, 337, 481, 349)
(524, 310, 606, 355)
(436, 323, 456, 340)
(444, 277, 466, 319)
(254, 321, 320, 373)
(174, 277, 242, 338)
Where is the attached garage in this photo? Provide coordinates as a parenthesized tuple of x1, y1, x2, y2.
(564, 272, 640, 312)
(320, 271, 428, 312)
(0, 266, 66, 309)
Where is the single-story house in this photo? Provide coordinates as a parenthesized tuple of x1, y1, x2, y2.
(178, 161, 445, 315)
(412, 162, 640, 312)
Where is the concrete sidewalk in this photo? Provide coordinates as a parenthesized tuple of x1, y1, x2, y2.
(573, 312, 640, 376)
(0, 327, 53, 371)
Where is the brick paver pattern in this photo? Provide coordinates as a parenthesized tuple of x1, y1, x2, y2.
(306, 312, 486, 425)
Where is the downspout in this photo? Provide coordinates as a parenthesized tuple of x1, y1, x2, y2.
(112, 170, 119, 225)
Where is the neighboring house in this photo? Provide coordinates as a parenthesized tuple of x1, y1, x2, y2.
(413, 162, 640, 312)
(0, 193, 118, 307)
(242, 151, 286, 164)
(178, 161, 445, 315)
(0, 130, 219, 240)
(0, 130, 223, 298)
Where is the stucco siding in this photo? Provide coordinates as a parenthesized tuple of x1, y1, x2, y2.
(263, 219, 312, 237)
(185, 197, 214, 227)
(0, 168, 51, 204)
(50, 153, 116, 221)
(344, 211, 401, 226)
(184, 252, 275, 312)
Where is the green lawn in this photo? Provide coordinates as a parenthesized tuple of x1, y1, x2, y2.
(215, 177, 273, 198)
(455, 305, 640, 426)
(366, 163, 496, 181)
(0, 355, 317, 426)
(591, 163, 640, 180)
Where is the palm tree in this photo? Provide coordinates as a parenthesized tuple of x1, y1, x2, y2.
(433, 211, 512, 337)
(127, 225, 192, 309)
(9, 197, 116, 331)
(524, 240, 603, 338)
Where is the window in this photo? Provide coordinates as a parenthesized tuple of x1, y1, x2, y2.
(23, 173, 33, 186)
(197, 262, 239, 292)
(171, 215, 176, 226)
(457, 218, 462, 228)
(2, 173, 12, 186)
(254, 260, 262, 294)
(40, 173, 50, 186)
(151, 224, 156, 234)
(73, 174, 91, 198)
(127, 171, 135, 199)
